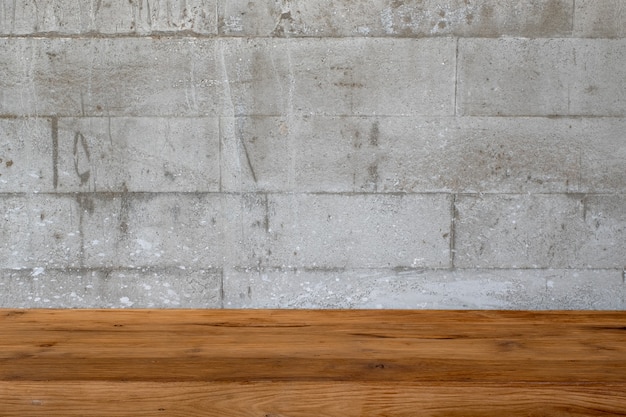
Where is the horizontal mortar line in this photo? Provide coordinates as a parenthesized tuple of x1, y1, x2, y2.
(3, 114, 626, 121)
(0, 113, 463, 119)
(2, 266, 223, 273)
(232, 266, 455, 273)
(0, 191, 452, 197)
(0, 192, 625, 198)
(0, 114, 456, 119)
(1, 33, 625, 40)
(4, 266, 622, 274)
(3, 114, 445, 120)
(457, 114, 626, 119)
(453, 192, 626, 197)
(445, 267, 626, 272)
(222, 113, 460, 118)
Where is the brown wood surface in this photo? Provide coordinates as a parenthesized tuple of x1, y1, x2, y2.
(1, 309, 626, 416)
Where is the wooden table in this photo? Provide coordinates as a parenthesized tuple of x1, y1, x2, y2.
(1, 309, 625, 416)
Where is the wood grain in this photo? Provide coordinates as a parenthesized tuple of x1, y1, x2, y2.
(1, 309, 625, 416)
(2, 382, 626, 417)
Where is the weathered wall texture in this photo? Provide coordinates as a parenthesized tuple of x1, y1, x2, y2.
(0, 0, 624, 309)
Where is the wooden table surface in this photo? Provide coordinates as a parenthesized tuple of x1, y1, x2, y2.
(1, 309, 625, 416)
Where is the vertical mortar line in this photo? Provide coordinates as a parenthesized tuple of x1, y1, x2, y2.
(51, 116, 59, 190)
(622, 269, 625, 308)
(571, 0, 576, 35)
(220, 268, 225, 308)
(450, 193, 457, 269)
(218, 116, 223, 192)
(453, 37, 459, 117)
(77, 194, 86, 268)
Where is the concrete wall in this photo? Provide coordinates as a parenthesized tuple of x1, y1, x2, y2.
(0, 0, 624, 309)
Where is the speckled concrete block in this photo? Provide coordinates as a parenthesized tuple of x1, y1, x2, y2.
(0, 118, 53, 193)
(574, 0, 626, 38)
(455, 194, 626, 269)
(578, 118, 626, 193)
(0, 195, 82, 270)
(235, 193, 452, 269)
(0, 38, 221, 117)
(54, 117, 220, 192)
(0, 267, 222, 308)
(219, 116, 626, 194)
(0, 0, 218, 35)
(458, 39, 626, 117)
(218, 0, 573, 38)
(220, 38, 456, 117)
(78, 193, 225, 269)
(223, 268, 624, 310)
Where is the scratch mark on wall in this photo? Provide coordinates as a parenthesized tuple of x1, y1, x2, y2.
(107, 117, 113, 147)
(73, 132, 91, 186)
(80, 90, 86, 116)
(240, 130, 257, 183)
(146, 0, 153, 28)
(369, 121, 379, 147)
(188, 50, 198, 112)
(119, 185, 130, 237)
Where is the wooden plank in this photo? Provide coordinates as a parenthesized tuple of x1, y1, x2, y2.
(1, 381, 626, 417)
(2, 310, 625, 383)
(1, 309, 625, 415)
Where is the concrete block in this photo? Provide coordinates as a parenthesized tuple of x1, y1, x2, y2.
(220, 116, 379, 192)
(542, 269, 625, 310)
(236, 193, 452, 269)
(223, 268, 623, 309)
(218, 0, 572, 38)
(384, 117, 583, 194)
(458, 39, 573, 116)
(218, 117, 293, 192)
(0, 118, 53, 193)
(579, 118, 626, 193)
(574, 0, 626, 38)
(121, 0, 218, 35)
(55, 117, 220, 192)
(0, 195, 82, 269)
(73, 194, 125, 268)
(0, 267, 221, 308)
(221, 38, 455, 116)
(455, 194, 626, 269)
(459, 39, 626, 117)
(0, 0, 217, 35)
(221, 116, 592, 194)
(567, 40, 626, 116)
(576, 195, 626, 268)
(78, 193, 225, 269)
(0, 38, 220, 117)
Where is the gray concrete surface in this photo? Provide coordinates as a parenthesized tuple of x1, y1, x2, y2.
(0, 267, 221, 308)
(218, 0, 574, 38)
(574, 0, 626, 38)
(0, 1, 624, 309)
(455, 194, 626, 269)
(223, 268, 624, 310)
(458, 38, 626, 117)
